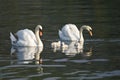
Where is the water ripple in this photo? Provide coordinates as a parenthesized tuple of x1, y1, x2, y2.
(54, 58, 68, 62)
(65, 70, 120, 80)
(70, 59, 109, 63)
(1, 64, 66, 70)
(43, 77, 61, 80)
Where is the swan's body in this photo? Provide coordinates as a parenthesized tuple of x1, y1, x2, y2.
(59, 24, 92, 45)
(10, 25, 43, 47)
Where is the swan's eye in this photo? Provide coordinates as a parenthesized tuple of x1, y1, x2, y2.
(39, 29, 43, 36)
(89, 30, 92, 36)
(40, 31, 42, 36)
(89, 29, 92, 31)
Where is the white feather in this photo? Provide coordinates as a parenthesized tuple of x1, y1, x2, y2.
(59, 24, 80, 41)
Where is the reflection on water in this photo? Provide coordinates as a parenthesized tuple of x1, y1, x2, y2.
(51, 41, 92, 57)
(0, 40, 120, 80)
(10, 46, 43, 64)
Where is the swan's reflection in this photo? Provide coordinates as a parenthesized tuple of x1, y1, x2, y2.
(11, 46, 43, 64)
(51, 41, 92, 57)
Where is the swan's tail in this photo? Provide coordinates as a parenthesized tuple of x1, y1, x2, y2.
(58, 30, 62, 38)
(10, 32, 17, 45)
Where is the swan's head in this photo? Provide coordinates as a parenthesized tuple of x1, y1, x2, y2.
(36, 25, 43, 36)
(81, 25, 92, 36)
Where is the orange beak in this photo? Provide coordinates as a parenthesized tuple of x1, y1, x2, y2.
(89, 31, 92, 36)
(40, 31, 43, 36)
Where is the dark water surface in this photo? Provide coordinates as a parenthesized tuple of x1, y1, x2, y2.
(0, 0, 120, 80)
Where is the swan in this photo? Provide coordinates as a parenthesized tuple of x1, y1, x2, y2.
(51, 41, 68, 52)
(51, 41, 68, 48)
(59, 24, 92, 44)
(51, 41, 61, 48)
(10, 25, 43, 47)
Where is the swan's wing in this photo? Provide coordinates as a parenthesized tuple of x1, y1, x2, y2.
(24, 29, 37, 42)
(59, 30, 66, 40)
(59, 29, 71, 41)
(59, 24, 80, 41)
(69, 25, 80, 40)
(16, 29, 36, 40)
(16, 29, 37, 46)
(59, 25, 73, 40)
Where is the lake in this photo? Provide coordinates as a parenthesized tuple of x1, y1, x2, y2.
(0, 0, 120, 80)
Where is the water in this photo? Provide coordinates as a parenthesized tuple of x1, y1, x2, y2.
(0, 0, 120, 80)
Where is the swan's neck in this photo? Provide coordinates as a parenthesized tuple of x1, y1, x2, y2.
(35, 30, 43, 46)
(79, 28, 84, 44)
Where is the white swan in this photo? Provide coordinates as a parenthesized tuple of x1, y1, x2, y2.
(51, 41, 68, 48)
(10, 25, 43, 47)
(59, 24, 92, 44)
